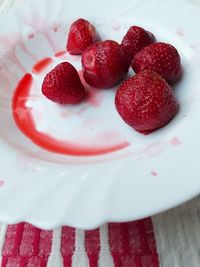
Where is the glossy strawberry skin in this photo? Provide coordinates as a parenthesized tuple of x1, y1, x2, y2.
(42, 62, 86, 104)
(115, 70, 179, 133)
(67, 18, 97, 55)
(82, 40, 128, 88)
(121, 26, 156, 65)
(132, 42, 182, 83)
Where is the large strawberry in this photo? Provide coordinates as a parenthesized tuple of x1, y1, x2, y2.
(42, 62, 86, 104)
(82, 40, 128, 88)
(115, 70, 178, 133)
(132, 42, 182, 83)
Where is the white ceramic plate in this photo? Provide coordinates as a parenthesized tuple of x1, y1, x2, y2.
(0, 0, 200, 229)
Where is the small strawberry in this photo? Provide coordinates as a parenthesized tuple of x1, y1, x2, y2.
(42, 62, 86, 104)
(67, 18, 97, 55)
(132, 42, 182, 83)
(121, 26, 156, 65)
(115, 70, 178, 133)
(82, 40, 128, 88)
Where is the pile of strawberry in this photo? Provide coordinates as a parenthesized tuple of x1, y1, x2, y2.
(42, 18, 182, 134)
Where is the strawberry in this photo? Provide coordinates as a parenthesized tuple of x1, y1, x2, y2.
(132, 42, 182, 83)
(82, 40, 128, 88)
(42, 62, 86, 104)
(67, 18, 97, 55)
(115, 70, 178, 133)
(121, 26, 156, 65)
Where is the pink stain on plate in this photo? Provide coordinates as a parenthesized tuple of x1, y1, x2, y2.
(54, 51, 67, 57)
(142, 141, 167, 157)
(170, 137, 181, 147)
(28, 33, 35, 39)
(0, 180, 4, 187)
(60, 110, 70, 118)
(76, 106, 89, 115)
(78, 70, 104, 108)
(151, 171, 158, 177)
(32, 57, 53, 74)
(52, 25, 61, 32)
(69, 55, 81, 62)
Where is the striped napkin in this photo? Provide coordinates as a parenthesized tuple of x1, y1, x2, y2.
(1, 197, 200, 267)
(0, 219, 158, 266)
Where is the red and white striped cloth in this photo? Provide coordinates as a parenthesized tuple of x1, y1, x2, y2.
(0, 219, 158, 267)
(1, 196, 200, 267)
